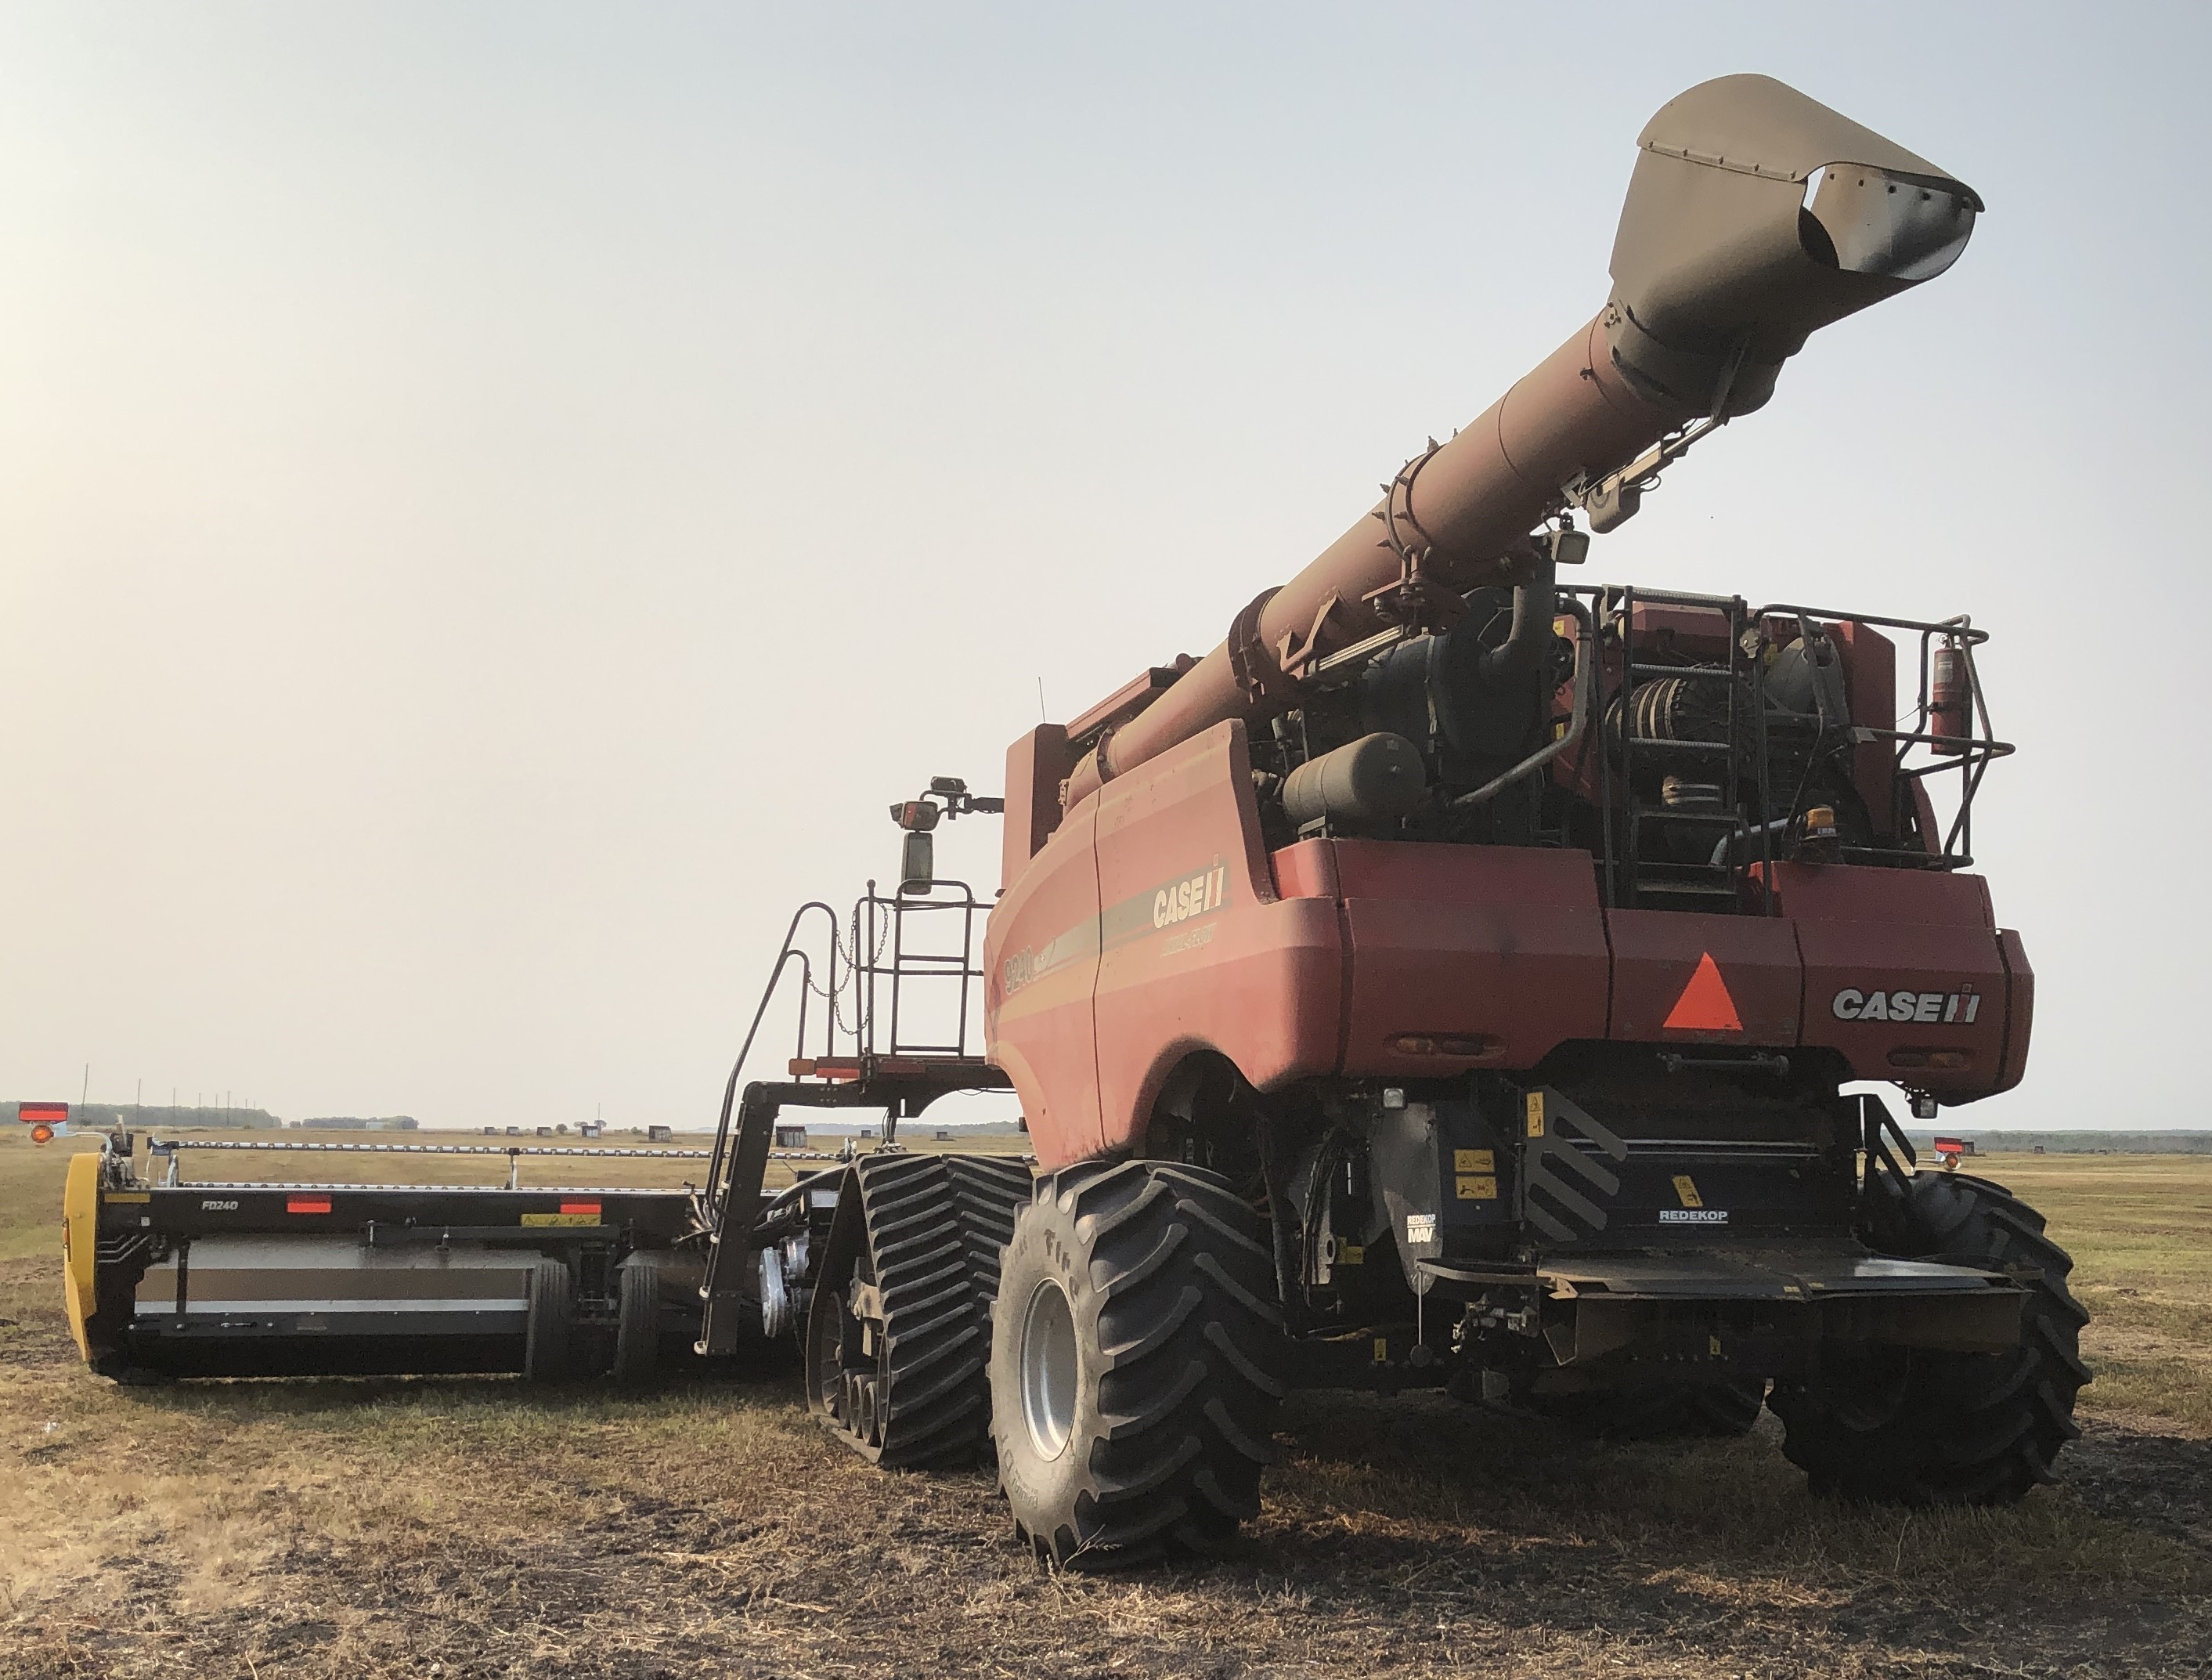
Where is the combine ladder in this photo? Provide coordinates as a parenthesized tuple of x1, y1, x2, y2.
(690, 880, 1013, 1357)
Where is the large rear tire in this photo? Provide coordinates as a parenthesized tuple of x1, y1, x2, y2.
(990, 1161, 1285, 1569)
(1770, 1171, 2090, 1505)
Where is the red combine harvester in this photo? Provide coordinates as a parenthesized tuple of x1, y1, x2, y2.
(808, 73, 2084, 1563)
(61, 74, 2084, 1570)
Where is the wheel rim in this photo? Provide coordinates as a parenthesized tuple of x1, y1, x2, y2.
(1019, 1277, 1079, 1460)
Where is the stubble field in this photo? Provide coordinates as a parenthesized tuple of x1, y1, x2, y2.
(2, 1133, 2208, 1679)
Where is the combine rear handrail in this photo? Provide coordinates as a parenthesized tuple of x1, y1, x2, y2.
(702, 901, 839, 1206)
(700, 882, 999, 1212)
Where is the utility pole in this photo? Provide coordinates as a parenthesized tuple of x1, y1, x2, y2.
(81, 1064, 88, 1105)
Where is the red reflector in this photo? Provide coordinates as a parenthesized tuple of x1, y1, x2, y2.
(559, 1201, 602, 1217)
(287, 1196, 333, 1214)
(1663, 953, 1744, 1034)
(18, 1102, 68, 1123)
(1388, 1032, 1502, 1059)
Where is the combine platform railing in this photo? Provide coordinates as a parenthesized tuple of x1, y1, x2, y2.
(691, 873, 1012, 1355)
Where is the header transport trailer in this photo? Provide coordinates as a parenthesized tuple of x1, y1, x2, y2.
(58, 74, 2084, 1568)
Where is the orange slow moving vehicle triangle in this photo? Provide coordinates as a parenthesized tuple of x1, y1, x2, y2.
(1663, 952, 1744, 1032)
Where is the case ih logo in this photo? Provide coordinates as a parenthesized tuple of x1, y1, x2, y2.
(1152, 865, 1227, 930)
(1831, 985, 1983, 1024)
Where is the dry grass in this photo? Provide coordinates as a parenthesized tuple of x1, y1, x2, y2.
(2, 1136, 2207, 1678)
(1976, 1155, 2212, 1433)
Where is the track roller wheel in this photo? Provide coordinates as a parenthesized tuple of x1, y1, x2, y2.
(991, 1160, 1286, 1570)
(524, 1256, 579, 1382)
(804, 1152, 1029, 1467)
(1520, 1377, 1767, 1440)
(1770, 1171, 2091, 1505)
(612, 1252, 664, 1384)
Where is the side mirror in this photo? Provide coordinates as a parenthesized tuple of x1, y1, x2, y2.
(900, 829, 935, 894)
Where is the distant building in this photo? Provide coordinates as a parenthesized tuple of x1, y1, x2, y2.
(934, 1129, 951, 1142)
(580, 1121, 603, 1139)
(774, 1125, 807, 1149)
(648, 1124, 673, 1143)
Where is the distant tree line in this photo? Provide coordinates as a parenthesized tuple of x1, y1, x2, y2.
(1909, 1129, 2212, 1154)
(11, 1102, 281, 1131)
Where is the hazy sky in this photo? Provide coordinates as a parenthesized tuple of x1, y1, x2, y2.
(2, 4, 2201, 1130)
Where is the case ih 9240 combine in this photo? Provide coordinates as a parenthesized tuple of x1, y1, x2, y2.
(60, 74, 2086, 1565)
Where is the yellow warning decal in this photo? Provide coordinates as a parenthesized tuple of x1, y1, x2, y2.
(520, 1213, 603, 1227)
(1672, 1174, 1704, 1209)
(1455, 1175, 1499, 1201)
(1525, 1092, 1545, 1138)
(1453, 1149, 1495, 1173)
(1709, 1334, 1723, 1356)
(1337, 1244, 1365, 1265)
(103, 1190, 150, 1205)
(1372, 1337, 1389, 1364)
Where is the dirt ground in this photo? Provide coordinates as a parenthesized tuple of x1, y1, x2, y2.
(3, 1140, 2208, 1678)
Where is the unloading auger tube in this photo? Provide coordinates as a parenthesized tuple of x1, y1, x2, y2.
(1060, 74, 1980, 810)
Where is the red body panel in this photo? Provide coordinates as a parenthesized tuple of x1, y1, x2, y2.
(1775, 862, 2017, 1100)
(1090, 728, 1341, 1156)
(1328, 841, 1610, 1075)
(1995, 930, 2034, 1095)
(986, 797, 1104, 1163)
(1607, 909, 1802, 1046)
(1830, 622, 1900, 837)
(1001, 724, 1074, 891)
(988, 724, 1341, 1171)
(987, 742, 2033, 1171)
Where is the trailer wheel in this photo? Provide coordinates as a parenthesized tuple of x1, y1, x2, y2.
(1770, 1172, 2090, 1505)
(612, 1252, 663, 1384)
(991, 1161, 1285, 1569)
(804, 1154, 1022, 1468)
(1521, 1377, 1766, 1440)
(524, 1257, 578, 1382)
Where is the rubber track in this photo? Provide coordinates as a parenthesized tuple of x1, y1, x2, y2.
(941, 1154, 1034, 1310)
(1770, 1171, 2090, 1505)
(837, 1152, 1035, 1469)
(1022, 1160, 1284, 1569)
